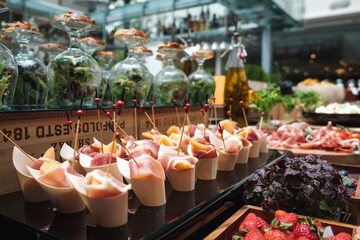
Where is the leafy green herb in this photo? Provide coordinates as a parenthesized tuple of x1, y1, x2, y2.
(187, 77, 215, 106)
(250, 86, 282, 118)
(243, 154, 353, 221)
(281, 94, 297, 113)
(152, 79, 187, 106)
(47, 54, 97, 107)
(295, 90, 324, 111)
(0, 64, 15, 108)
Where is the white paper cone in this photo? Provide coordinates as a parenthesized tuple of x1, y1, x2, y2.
(166, 168, 195, 192)
(249, 140, 260, 158)
(26, 165, 85, 214)
(65, 172, 129, 228)
(187, 143, 218, 180)
(60, 143, 86, 175)
(79, 153, 123, 183)
(217, 151, 237, 171)
(260, 135, 268, 153)
(12, 147, 48, 202)
(236, 146, 250, 164)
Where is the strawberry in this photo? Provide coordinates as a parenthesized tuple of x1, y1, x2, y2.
(316, 222, 322, 228)
(278, 213, 298, 229)
(275, 210, 287, 219)
(297, 237, 311, 240)
(285, 230, 296, 240)
(325, 238, 334, 240)
(333, 232, 352, 240)
(239, 213, 267, 233)
(244, 228, 266, 240)
(294, 223, 318, 240)
(257, 216, 271, 230)
(264, 229, 291, 240)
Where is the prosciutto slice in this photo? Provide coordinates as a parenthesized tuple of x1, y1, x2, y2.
(129, 156, 165, 180)
(90, 153, 117, 167)
(189, 138, 217, 159)
(237, 128, 260, 141)
(157, 145, 198, 171)
(128, 140, 160, 159)
(83, 170, 128, 199)
(37, 161, 80, 188)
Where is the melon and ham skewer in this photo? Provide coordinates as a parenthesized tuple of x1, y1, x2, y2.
(26, 159, 85, 214)
(188, 137, 218, 180)
(158, 145, 198, 191)
(117, 154, 166, 207)
(65, 169, 131, 227)
(222, 130, 252, 164)
(236, 127, 261, 158)
(209, 126, 242, 171)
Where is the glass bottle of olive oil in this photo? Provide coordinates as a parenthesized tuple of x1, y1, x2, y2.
(224, 32, 249, 127)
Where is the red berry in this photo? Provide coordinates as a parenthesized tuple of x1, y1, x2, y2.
(204, 104, 209, 109)
(200, 109, 204, 112)
(173, 99, 177, 103)
(333, 232, 352, 240)
(150, 101, 154, 105)
(139, 105, 144, 109)
(117, 100, 125, 108)
(76, 110, 83, 116)
(229, 98, 233, 102)
(186, 103, 191, 109)
(257, 217, 270, 230)
(261, 112, 265, 116)
(133, 99, 137, 104)
(183, 106, 187, 110)
(297, 237, 311, 240)
(240, 100, 244, 105)
(112, 104, 117, 109)
(227, 110, 231, 116)
(212, 103, 215, 107)
(239, 213, 269, 234)
(115, 132, 121, 139)
(264, 229, 289, 240)
(275, 210, 287, 219)
(353, 191, 356, 196)
(94, 98, 101, 103)
(212, 97, 216, 100)
(244, 228, 265, 240)
(316, 221, 322, 229)
(294, 224, 318, 240)
(106, 112, 111, 117)
(67, 120, 72, 126)
(278, 213, 298, 229)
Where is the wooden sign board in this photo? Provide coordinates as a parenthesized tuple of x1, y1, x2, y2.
(0, 107, 203, 195)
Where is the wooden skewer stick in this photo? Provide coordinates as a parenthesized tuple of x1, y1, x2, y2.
(201, 107, 205, 138)
(140, 105, 160, 133)
(173, 99, 181, 128)
(150, 96, 155, 125)
(72, 98, 83, 172)
(218, 123, 226, 149)
(228, 98, 233, 122)
(259, 112, 265, 131)
(213, 97, 218, 126)
(133, 98, 138, 140)
(240, 100, 248, 127)
(0, 130, 36, 163)
(65, 110, 76, 146)
(107, 111, 117, 175)
(95, 94, 104, 153)
(178, 104, 190, 156)
(204, 98, 209, 130)
(117, 136, 139, 167)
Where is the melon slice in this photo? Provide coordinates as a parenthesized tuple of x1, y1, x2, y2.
(167, 126, 180, 136)
(219, 119, 234, 134)
(190, 139, 211, 151)
(175, 162, 192, 170)
(169, 133, 180, 142)
(157, 136, 175, 147)
(40, 161, 61, 175)
(142, 132, 154, 140)
(43, 147, 55, 160)
(103, 141, 118, 154)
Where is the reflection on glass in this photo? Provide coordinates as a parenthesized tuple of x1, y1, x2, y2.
(128, 204, 165, 239)
(195, 179, 218, 204)
(216, 170, 236, 191)
(188, 50, 215, 106)
(91, 224, 128, 240)
(153, 46, 188, 107)
(39, 43, 67, 65)
(3, 29, 46, 109)
(24, 201, 54, 229)
(165, 190, 195, 222)
(47, 18, 101, 108)
(47, 210, 86, 240)
(109, 34, 153, 107)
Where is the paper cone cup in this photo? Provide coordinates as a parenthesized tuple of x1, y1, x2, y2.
(217, 151, 237, 171)
(236, 146, 250, 164)
(249, 140, 260, 158)
(131, 177, 166, 207)
(79, 153, 123, 183)
(117, 158, 131, 184)
(26, 166, 85, 214)
(12, 147, 48, 202)
(65, 172, 130, 228)
(166, 168, 196, 192)
(60, 143, 86, 175)
(196, 157, 218, 180)
(260, 135, 268, 153)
